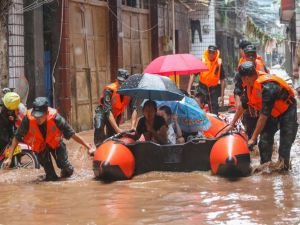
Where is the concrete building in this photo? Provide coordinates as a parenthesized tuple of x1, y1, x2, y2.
(280, 0, 296, 75)
(0, 0, 27, 101)
(280, 0, 300, 92)
(215, 0, 248, 77)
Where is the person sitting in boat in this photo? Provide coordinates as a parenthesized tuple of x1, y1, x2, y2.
(194, 92, 208, 111)
(157, 105, 185, 144)
(129, 100, 168, 145)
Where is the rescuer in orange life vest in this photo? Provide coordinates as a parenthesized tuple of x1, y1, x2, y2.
(221, 61, 298, 171)
(237, 40, 252, 67)
(94, 69, 137, 147)
(234, 44, 269, 142)
(3, 97, 94, 181)
(234, 42, 269, 105)
(187, 45, 226, 115)
(233, 40, 252, 107)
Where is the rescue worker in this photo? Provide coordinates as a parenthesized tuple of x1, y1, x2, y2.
(3, 97, 94, 181)
(243, 45, 269, 73)
(234, 45, 269, 140)
(234, 44, 269, 104)
(237, 40, 252, 67)
(234, 40, 252, 106)
(187, 45, 226, 114)
(222, 61, 298, 171)
(0, 92, 19, 151)
(0, 92, 26, 151)
(234, 42, 268, 105)
(1, 92, 26, 127)
(94, 69, 137, 147)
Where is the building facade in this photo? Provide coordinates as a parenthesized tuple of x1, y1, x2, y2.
(0, 0, 215, 131)
(279, 0, 300, 94)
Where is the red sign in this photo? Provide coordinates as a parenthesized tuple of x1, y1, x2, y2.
(281, 0, 295, 10)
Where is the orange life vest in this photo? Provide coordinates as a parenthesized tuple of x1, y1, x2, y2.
(238, 57, 246, 67)
(100, 81, 130, 118)
(199, 50, 222, 87)
(238, 55, 268, 72)
(23, 108, 62, 153)
(247, 74, 295, 117)
(255, 56, 269, 73)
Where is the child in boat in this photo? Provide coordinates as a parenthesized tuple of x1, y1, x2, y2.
(157, 105, 185, 144)
(194, 92, 208, 112)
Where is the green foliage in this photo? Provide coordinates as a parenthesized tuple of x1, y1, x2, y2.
(245, 17, 285, 47)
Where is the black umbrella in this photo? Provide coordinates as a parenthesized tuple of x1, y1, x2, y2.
(117, 73, 184, 101)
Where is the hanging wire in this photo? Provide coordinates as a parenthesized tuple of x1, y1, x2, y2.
(4, 0, 53, 15)
(3, 0, 281, 16)
(1, 0, 298, 65)
(106, 4, 158, 33)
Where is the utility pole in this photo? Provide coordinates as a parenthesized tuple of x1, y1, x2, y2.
(172, 0, 175, 54)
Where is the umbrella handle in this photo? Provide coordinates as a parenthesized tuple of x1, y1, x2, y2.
(174, 102, 179, 115)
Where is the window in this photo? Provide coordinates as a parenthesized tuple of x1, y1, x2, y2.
(122, 0, 150, 9)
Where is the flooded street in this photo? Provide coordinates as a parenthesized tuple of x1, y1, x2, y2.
(0, 0, 298, 223)
(1, 125, 300, 225)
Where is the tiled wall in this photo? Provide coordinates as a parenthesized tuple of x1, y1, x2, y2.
(296, 7, 300, 41)
(189, 0, 216, 59)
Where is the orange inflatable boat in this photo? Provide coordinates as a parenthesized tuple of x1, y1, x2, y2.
(93, 114, 250, 180)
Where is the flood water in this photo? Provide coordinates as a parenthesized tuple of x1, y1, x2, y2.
(1, 124, 300, 225)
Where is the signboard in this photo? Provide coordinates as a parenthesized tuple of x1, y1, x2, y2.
(281, 0, 295, 11)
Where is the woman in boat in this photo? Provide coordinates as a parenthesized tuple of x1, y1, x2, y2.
(130, 100, 168, 145)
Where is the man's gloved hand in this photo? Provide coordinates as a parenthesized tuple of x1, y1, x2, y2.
(247, 139, 257, 151)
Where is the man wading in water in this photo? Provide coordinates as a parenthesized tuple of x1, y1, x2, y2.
(221, 61, 298, 171)
(3, 97, 94, 181)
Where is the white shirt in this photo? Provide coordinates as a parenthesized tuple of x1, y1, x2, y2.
(167, 122, 176, 144)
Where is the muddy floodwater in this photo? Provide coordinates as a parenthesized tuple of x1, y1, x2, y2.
(1, 124, 300, 225)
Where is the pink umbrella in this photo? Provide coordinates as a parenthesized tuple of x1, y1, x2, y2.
(144, 53, 208, 76)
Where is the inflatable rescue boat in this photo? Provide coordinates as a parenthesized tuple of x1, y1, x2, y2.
(93, 114, 251, 180)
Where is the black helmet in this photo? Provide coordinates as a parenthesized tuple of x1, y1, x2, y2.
(239, 40, 252, 50)
(243, 44, 257, 54)
(117, 69, 129, 81)
(31, 97, 49, 117)
(238, 61, 256, 77)
(208, 45, 217, 52)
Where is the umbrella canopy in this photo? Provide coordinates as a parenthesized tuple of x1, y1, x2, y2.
(143, 53, 208, 76)
(117, 73, 184, 101)
(156, 96, 211, 133)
